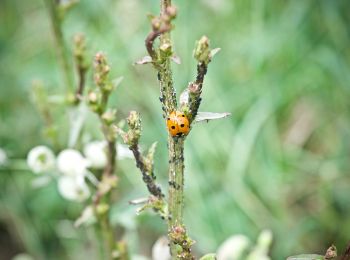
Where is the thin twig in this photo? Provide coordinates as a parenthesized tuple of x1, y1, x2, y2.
(44, 0, 74, 92)
(130, 144, 164, 198)
(73, 34, 89, 103)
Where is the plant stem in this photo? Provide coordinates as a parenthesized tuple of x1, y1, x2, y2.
(157, 0, 190, 257)
(144, 0, 195, 257)
(45, 0, 74, 92)
(101, 201, 115, 260)
(168, 135, 185, 224)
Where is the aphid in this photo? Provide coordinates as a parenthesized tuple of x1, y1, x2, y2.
(166, 111, 190, 137)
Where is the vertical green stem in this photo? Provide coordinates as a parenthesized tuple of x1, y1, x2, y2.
(45, 0, 74, 92)
(101, 204, 115, 260)
(168, 136, 185, 228)
(157, 0, 191, 258)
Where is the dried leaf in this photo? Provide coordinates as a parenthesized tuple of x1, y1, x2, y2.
(74, 206, 96, 228)
(180, 89, 189, 105)
(210, 48, 221, 58)
(112, 76, 124, 88)
(171, 55, 181, 64)
(195, 112, 231, 123)
(129, 197, 149, 205)
(135, 56, 153, 65)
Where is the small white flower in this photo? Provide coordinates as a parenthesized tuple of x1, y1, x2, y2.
(247, 230, 273, 260)
(12, 253, 35, 260)
(256, 229, 273, 251)
(217, 234, 251, 260)
(74, 206, 96, 227)
(116, 143, 133, 160)
(0, 147, 8, 166)
(152, 237, 171, 260)
(57, 175, 90, 202)
(84, 141, 107, 169)
(57, 149, 90, 176)
(27, 146, 55, 174)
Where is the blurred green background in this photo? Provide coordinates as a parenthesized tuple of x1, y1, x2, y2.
(1, 0, 350, 259)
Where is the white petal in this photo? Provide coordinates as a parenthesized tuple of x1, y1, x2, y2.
(57, 149, 90, 176)
(116, 144, 133, 160)
(256, 229, 273, 251)
(27, 146, 55, 174)
(217, 235, 251, 260)
(74, 206, 96, 227)
(84, 141, 108, 169)
(57, 175, 90, 202)
(12, 253, 35, 260)
(0, 147, 8, 166)
(152, 237, 171, 260)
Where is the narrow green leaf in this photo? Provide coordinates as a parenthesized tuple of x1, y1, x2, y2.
(195, 112, 231, 122)
(286, 254, 324, 260)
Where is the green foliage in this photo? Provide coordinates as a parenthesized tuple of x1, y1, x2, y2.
(1, 0, 350, 259)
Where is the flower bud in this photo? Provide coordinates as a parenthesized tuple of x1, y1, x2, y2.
(84, 141, 107, 169)
(57, 175, 90, 202)
(57, 149, 90, 176)
(27, 146, 55, 174)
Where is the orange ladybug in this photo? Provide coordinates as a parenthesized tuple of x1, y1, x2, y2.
(166, 111, 190, 137)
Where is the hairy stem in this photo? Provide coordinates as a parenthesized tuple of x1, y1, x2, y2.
(157, 1, 192, 258)
(130, 144, 164, 198)
(44, 0, 74, 92)
(168, 136, 184, 226)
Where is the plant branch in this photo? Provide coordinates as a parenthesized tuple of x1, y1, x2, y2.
(73, 33, 89, 103)
(144, 1, 196, 258)
(89, 52, 121, 260)
(44, 0, 74, 92)
(186, 36, 213, 124)
(117, 111, 165, 204)
(145, 4, 177, 117)
(130, 143, 164, 198)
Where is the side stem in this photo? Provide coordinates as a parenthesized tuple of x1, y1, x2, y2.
(45, 0, 74, 92)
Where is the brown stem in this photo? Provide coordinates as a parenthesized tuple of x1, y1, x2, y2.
(75, 65, 87, 102)
(145, 26, 171, 60)
(129, 144, 164, 198)
(187, 62, 209, 123)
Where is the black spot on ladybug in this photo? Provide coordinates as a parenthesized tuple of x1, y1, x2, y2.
(171, 126, 176, 129)
(180, 124, 185, 127)
(167, 117, 170, 120)
(182, 114, 185, 117)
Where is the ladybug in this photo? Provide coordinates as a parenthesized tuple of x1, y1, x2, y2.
(166, 111, 190, 137)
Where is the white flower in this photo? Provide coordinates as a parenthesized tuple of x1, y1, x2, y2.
(152, 237, 171, 260)
(83, 141, 133, 170)
(217, 234, 251, 260)
(256, 229, 273, 252)
(57, 149, 90, 176)
(12, 253, 35, 260)
(57, 175, 90, 202)
(74, 206, 96, 227)
(0, 147, 8, 166)
(84, 141, 107, 169)
(27, 146, 55, 174)
(247, 230, 273, 260)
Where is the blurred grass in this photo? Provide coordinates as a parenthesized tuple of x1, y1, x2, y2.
(1, 0, 350, 259)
